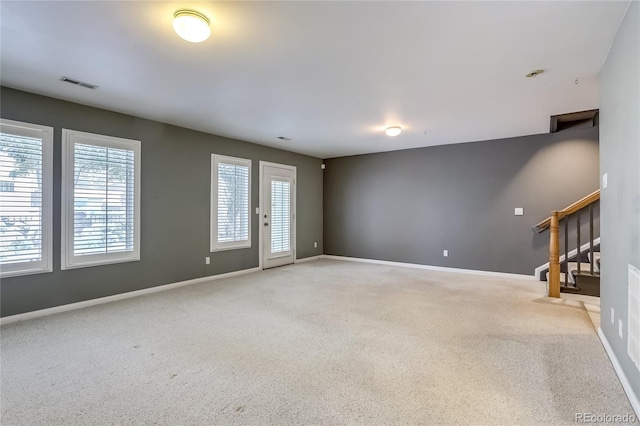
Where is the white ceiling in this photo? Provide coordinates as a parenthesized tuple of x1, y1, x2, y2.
(0, 1, 630, 159)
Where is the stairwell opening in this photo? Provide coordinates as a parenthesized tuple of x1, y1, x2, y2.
(550, 109, 599, 133)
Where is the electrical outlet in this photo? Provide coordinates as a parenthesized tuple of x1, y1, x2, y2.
(443, 250, 448, 257)
(205, 257, 210, 265)
(314, 242, 318, 248)
(611, 307, 615, 324)
(514, 207, 524, 216)
(619, 319, 623, 338)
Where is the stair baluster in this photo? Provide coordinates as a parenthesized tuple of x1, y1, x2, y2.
(589, 204, 594, 275)
(576, 212, 581, 274)
(564, 215, 569, 285)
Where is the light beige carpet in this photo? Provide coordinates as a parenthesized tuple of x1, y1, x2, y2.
(0, 259, 634, 425)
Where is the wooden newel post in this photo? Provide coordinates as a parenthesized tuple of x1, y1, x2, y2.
(548, 211, 561, 298)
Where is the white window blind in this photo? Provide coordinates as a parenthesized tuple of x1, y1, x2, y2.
(0, 119, 53, 278)
(270, 180, 290, 253)
(73, 143, 135, 255)
(211, 155, 251, 251)
(62, 130, 140, 269)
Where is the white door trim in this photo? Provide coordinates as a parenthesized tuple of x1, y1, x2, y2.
(259, 161, 297, 270)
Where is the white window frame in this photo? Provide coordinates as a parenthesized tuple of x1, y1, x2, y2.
(0, 119, 53, 278)
(211, 154, 252, 252)
(61, 129, 141, 270)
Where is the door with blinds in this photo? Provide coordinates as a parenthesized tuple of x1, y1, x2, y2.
(261, 163, 295, 269)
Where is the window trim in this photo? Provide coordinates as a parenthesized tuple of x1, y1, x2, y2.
(0, 118, 53, 278)
(61, 129, 141, 270)
(211, 154, 252, 252)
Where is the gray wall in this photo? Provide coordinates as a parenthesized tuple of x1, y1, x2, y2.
(0, 87, 323, 317)
(600, 1, 640, 402)
(324, 127, 599, 275)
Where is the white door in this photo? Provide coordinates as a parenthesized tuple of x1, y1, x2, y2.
(261, 163, 295, 269)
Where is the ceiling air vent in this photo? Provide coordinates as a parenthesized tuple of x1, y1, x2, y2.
(550, 109, 598, 133)
(60, 76, 99, 90)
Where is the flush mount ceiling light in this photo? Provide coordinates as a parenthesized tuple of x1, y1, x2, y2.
(525, 69, 544, 78)
(385, 126, 402, 137)
(173, 9, 211, 43)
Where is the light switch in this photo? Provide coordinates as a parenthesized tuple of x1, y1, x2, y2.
(443, 250, 448, 257)
(256, 207, 260, 215)
(514, 208, 524, 216)
(602, 173, 608, 189)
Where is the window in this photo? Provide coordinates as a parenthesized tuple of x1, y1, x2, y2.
(211, 154, 251, 251)
(0, 181, 15, 192)
(61, 129, 140, 269)
(0, 119, 53, 278)
(270, 180, 291, 253)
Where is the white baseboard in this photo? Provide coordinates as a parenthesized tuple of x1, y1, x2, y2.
(598, 328, 640, 417)
(321, 255, 536, 281)
(0, 256, 536, 325)
(534, 237, 600, 279)
(294, 255, 321, 264)
(0, 267, 261, 326)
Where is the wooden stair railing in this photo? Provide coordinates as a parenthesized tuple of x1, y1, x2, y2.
(533, 189, 600, 298)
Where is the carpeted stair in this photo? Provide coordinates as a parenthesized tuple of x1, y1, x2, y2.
(545, 244, 600, 297)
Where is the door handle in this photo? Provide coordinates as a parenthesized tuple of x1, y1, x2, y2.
(264, 222, 269, 226)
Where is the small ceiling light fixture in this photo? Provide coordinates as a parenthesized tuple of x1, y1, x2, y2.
(385, 126, 402, 137)
(525, 69, 544, 78)
(173, 9, 211, 43)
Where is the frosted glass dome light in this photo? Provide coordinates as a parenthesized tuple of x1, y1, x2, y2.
(173, 10, 211, 43)
(385, 126, 402, 137)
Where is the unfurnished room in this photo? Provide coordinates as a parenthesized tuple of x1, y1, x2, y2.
(0, 1, 639, 424)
